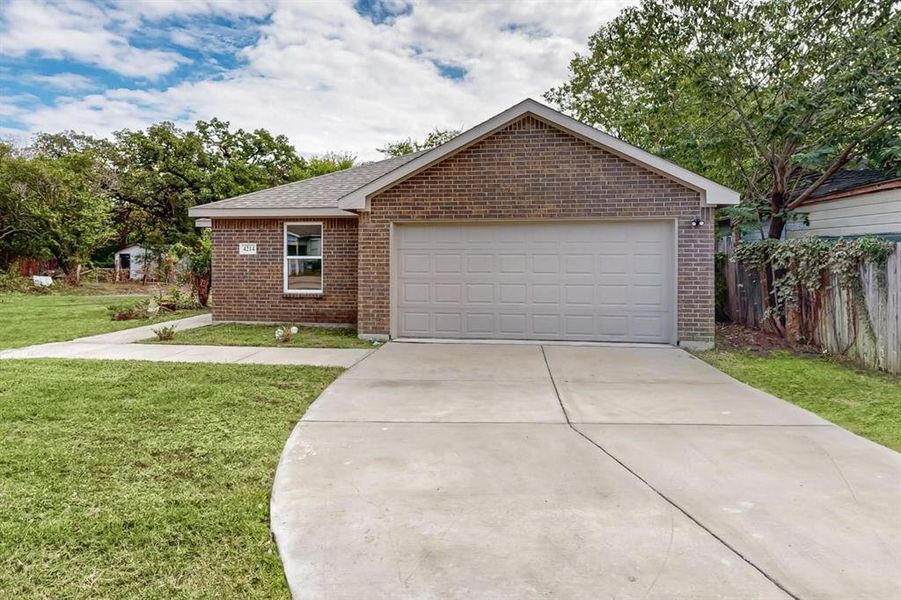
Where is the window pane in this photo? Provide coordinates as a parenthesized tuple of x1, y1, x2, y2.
(286, 258, 322, 291)
(286, 224, 322, 257)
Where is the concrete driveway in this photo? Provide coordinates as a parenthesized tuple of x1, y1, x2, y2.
(271, 343, 901, 599)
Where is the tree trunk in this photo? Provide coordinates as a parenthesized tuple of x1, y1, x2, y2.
(768, 214, 786, 239)
(193, 274, 211, 307)
(768, 177, 788, 240)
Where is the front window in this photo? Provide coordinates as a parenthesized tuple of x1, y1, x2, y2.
(285, 223, 323, 293)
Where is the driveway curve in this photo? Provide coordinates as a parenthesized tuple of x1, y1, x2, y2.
(271, 342, 901, 600)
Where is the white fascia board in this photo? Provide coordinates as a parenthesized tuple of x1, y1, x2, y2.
(338, 98, 740, 210)
(187, 207, 358, 218)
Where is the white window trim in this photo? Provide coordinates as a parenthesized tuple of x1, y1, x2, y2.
(283, 222, 324, 295)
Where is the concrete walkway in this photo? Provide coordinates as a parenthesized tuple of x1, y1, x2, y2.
(271, 342, 901, 599)
(0, 314, 372, 368)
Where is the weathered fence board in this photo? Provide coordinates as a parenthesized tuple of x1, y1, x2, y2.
(721, 241, 901, 375)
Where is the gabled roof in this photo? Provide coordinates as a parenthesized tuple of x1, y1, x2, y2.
(338, 98, 740, 210)
(188, 151, 424, 218)
(190, 98, 740, 219)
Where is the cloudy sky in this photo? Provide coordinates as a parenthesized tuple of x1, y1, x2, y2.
(0, 0, 631, 160)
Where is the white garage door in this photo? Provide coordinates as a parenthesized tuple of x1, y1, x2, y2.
(394, 221, 676, 343)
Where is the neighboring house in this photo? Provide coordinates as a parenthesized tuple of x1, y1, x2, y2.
(787, 169, 901, 241)
(718, 168, 901, 243)
(189, 99, 739, 350)
(114, 245, 149, 281)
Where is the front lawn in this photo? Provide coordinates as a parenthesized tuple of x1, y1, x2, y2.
(142, 322, 374, 349)
(0, 359, 342, 599)
(700, 349, 901, 451)
(0, 293, 205, 349)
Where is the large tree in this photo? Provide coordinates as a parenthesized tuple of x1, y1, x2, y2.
(0, 144, 114, 280)
(378, 128, 461, 157)
(547, 0, 900, 238)
(110, 120, 355, 248)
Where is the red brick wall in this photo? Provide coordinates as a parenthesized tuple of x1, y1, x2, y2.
(358, 115, 715, 345)
(211, 217, 358, 324)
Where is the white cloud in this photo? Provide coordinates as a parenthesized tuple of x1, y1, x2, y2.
(0, 0, 186, 78)
(6, 0, 633, 159)
(23, 73, 97, 91)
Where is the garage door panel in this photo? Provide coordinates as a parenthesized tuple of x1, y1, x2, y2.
(531, 284, 560, 304)
(499, 314, 527, 335)
(402, 283, 430, 304)
(597, 284, 628, 306)
(402, 312, 430, 334)
(595, 315, 629, 336)
(433, 283, 462, 303)
(465, 313, 494, 333)
(532, 254, 560, 273)
(466, 255, 493, 273)
(396, 221, 675, 343)
(634, 253, 665, 274)
(499, 284, 527, 304)
(632, 315, 667, 338)
(433, 312, 462, 333)
(402, 253, 430, 274)
(632, 284, 665, 307)
(498, 254, 526, 273)
(599, 254, 628, 274)
(433, 254, 462, 273)
(466, 284, 494, 303)
(565, 254, 594, 274)
(564, 285, 594, 305)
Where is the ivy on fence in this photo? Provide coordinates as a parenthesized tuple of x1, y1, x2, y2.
(732, 236, 895, 343)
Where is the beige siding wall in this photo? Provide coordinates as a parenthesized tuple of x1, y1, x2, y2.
(788, 188, 901, 238)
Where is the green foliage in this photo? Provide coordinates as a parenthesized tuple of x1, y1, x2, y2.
(0, 269, 48, 294)
(378, 128, 462, 157)
(733, 236, 896, 320)
(152, 324, 177, 341)
(107, 288, 196, 321)
(170, 229, 212, 306)
(1, 121, 355, 272)
(548, 0, 900, 238)
(0, 144, 114, 277)
(110, 120, 354, 248)
(172, 229, 212, 277)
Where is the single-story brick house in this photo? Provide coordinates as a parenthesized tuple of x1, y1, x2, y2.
(189, 99, 739, 350)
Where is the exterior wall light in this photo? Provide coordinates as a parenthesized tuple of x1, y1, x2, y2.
(691, 216, 705, 227)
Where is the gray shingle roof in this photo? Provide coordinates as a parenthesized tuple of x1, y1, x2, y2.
(196, 152, 424, 211)
(791, 168, 901, 202)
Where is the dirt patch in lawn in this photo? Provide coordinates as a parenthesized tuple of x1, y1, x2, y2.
(716, 322, 821, 356)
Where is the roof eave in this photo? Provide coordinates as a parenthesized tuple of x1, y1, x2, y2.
(187, 207, 358, 218)
(338, 98, 740, 210)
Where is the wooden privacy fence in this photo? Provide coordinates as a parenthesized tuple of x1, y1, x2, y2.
(719, 239, 901, 375)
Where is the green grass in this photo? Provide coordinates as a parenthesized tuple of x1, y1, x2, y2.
(0, 359, 342, 599)
(700, 350, 901, 451)
(0, 293, 205, 349)
(142, 323, 374, 349)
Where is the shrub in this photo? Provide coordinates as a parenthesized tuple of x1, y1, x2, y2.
(152, 324, 177, 341)
(108, 298, 150, 321)
(155, 288, 198, 312)
(0, 270, 52, 294)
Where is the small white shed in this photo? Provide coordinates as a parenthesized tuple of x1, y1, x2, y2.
(114, 245, 149, 280)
